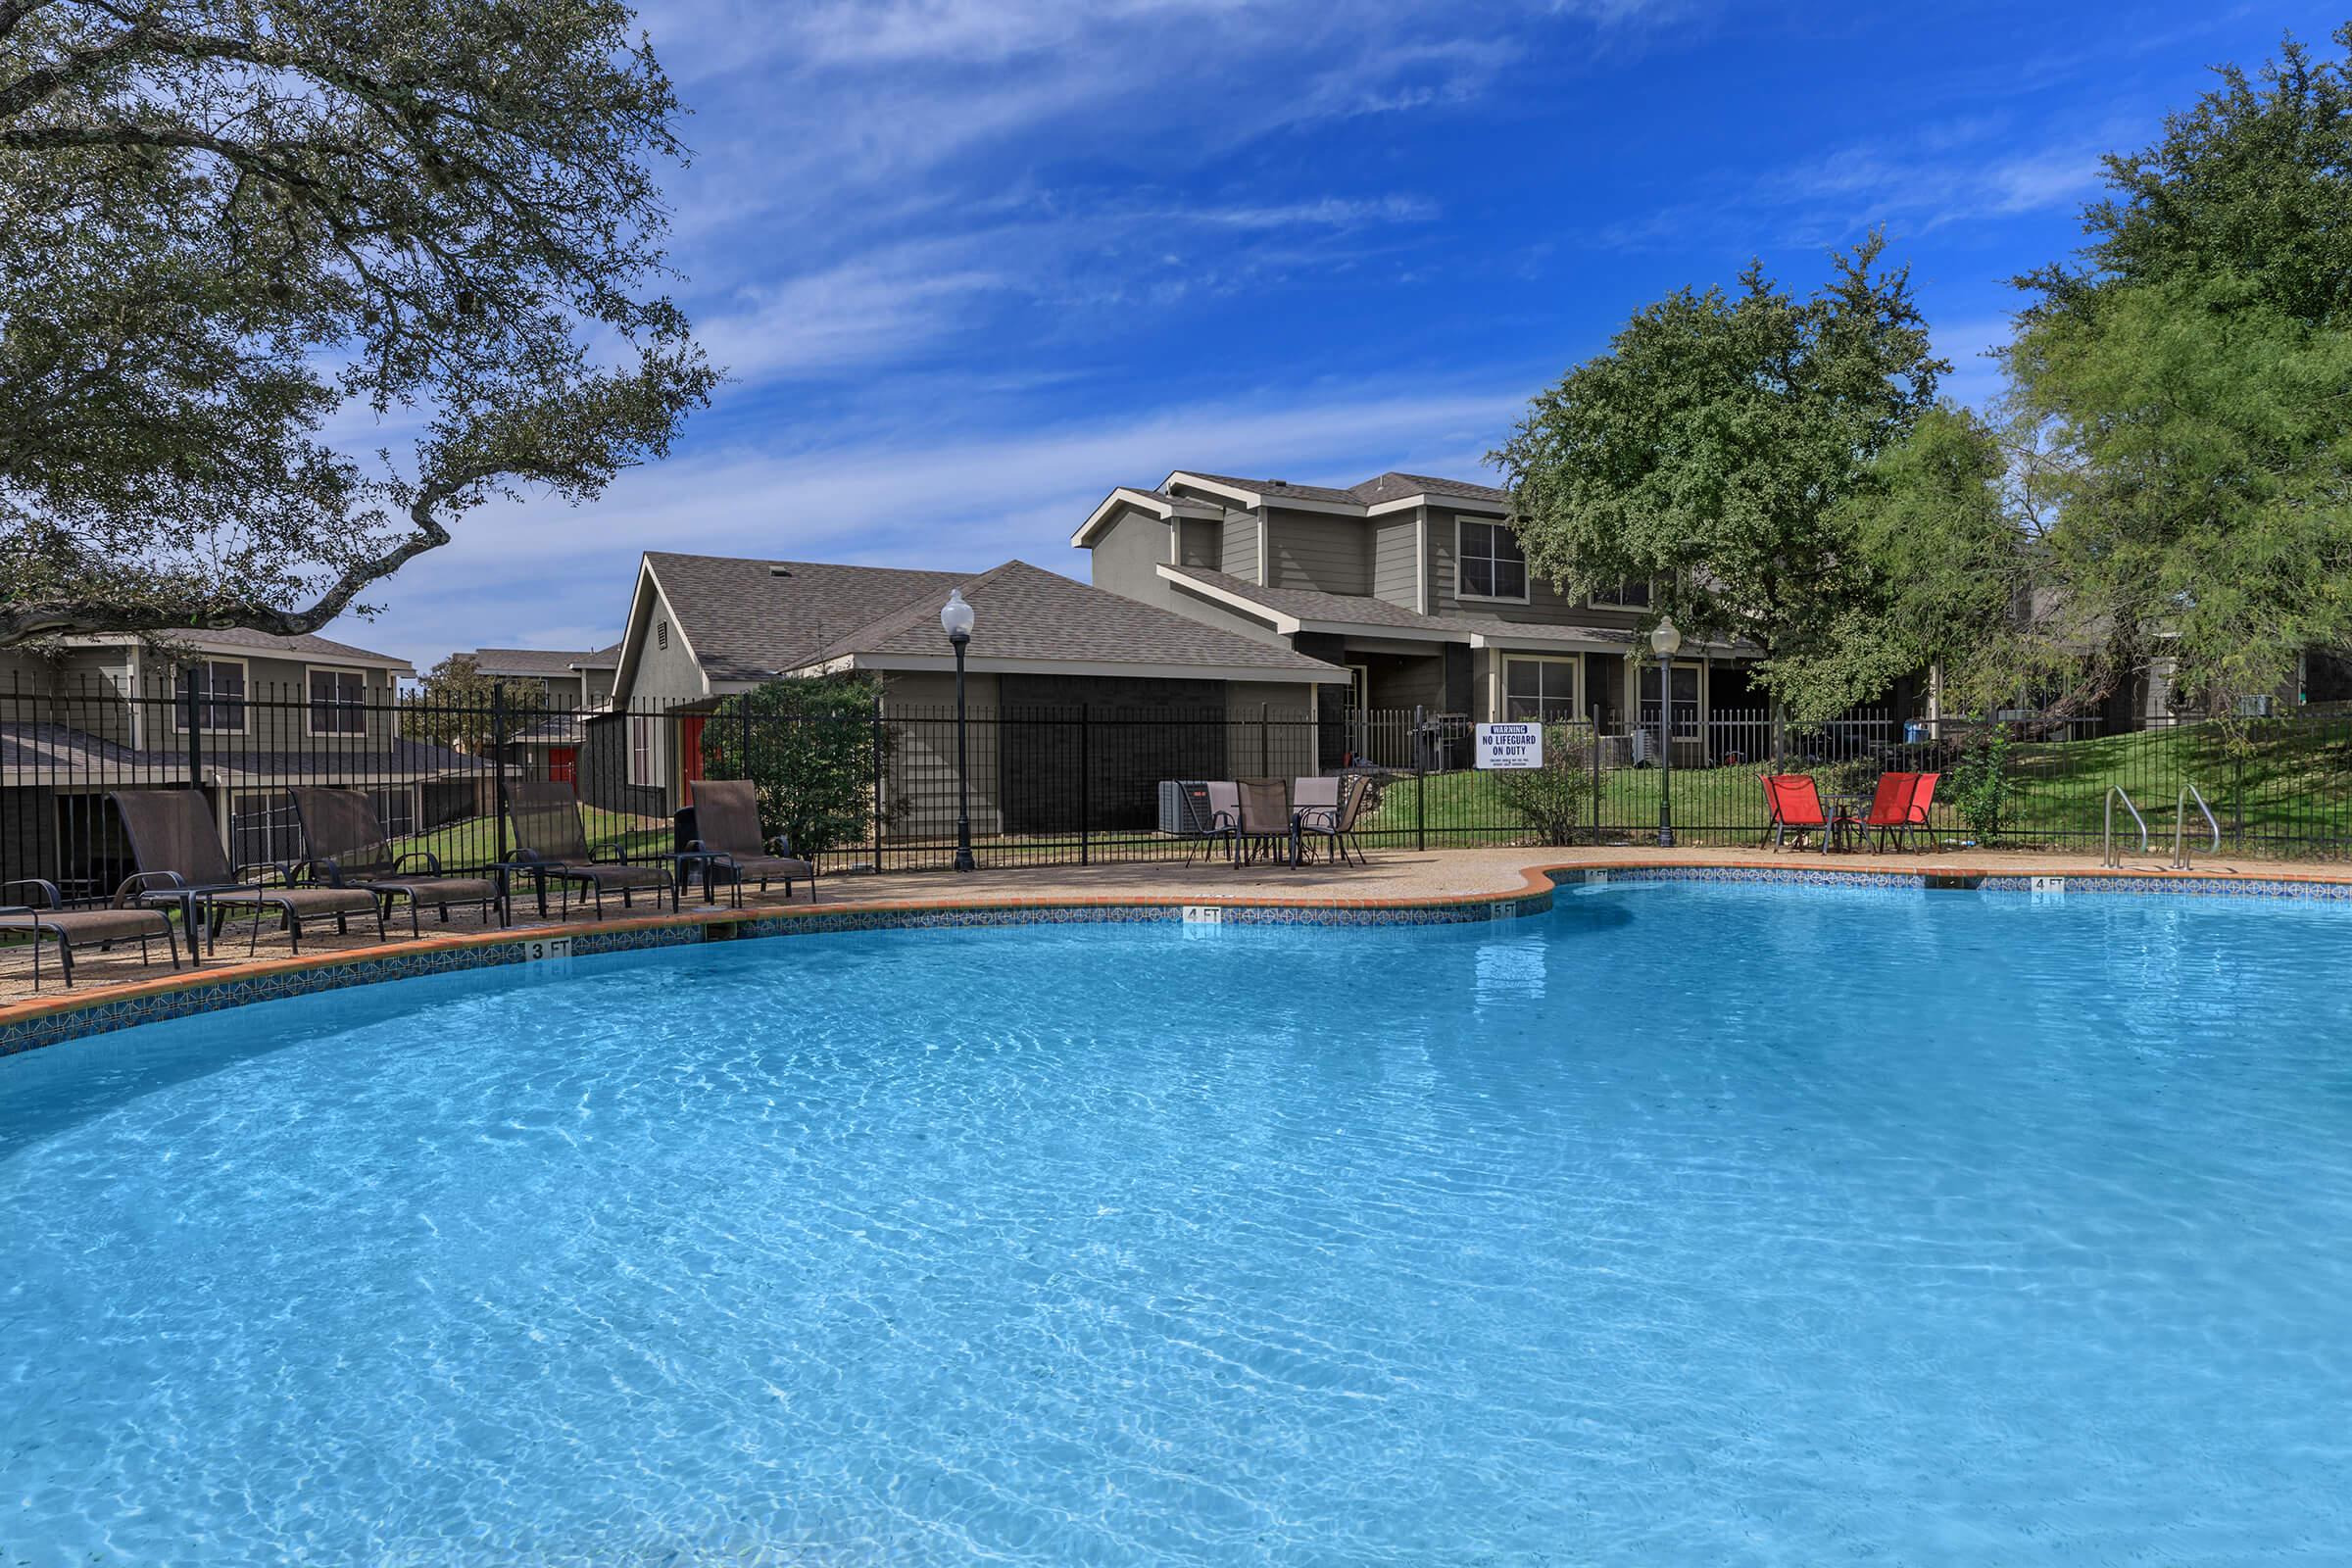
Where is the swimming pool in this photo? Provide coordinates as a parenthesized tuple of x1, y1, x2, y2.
(4, 879, 2348, 1564)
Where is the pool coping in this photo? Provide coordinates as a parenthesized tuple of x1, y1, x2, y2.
(6, 857, 2349, 1055)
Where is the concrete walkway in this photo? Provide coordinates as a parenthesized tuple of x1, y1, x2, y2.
(3, 842, 2343, 1007)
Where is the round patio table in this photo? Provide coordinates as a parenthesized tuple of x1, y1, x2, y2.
(1821, 792, 1868, 853)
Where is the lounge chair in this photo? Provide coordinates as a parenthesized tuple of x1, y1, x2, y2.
(1758, 774, 1832, 853)
(679, 779, 816, 906)
(1, 878, 179, 989)
(288, 786, 503, 936)
(1297, 773, 1377, 867)
(110, 789, 385, 956)
(1908, 771, 1941, 845)
(1183, 781, 1242, 865)
(502, 779, 675, 920)
(1235, 778, 1297, 866)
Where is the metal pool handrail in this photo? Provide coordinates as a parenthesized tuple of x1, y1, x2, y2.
(2172, 782, 2221, 870)
(2103, 786, 2148, 867)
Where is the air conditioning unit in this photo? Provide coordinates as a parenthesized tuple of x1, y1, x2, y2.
(1156, 780, 1211, 835)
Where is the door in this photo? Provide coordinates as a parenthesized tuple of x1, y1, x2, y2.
(546, 747, 577, 784)
(677, 714, 708, 803)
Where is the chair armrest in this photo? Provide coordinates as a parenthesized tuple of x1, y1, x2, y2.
(767, 835, 798, 858)
(1294, 808, 1340, 832)
(0, 877, 60, 909)
(119, 870, 189, 900)
(394, 850, 444, 874)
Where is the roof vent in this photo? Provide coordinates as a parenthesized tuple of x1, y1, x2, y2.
(769, 566, 792, 577)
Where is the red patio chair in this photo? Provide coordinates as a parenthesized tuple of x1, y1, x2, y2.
(1759, 774, 1831, 852)
(1906, 771, 1941, 846)
(1859, 772, 1920, 853)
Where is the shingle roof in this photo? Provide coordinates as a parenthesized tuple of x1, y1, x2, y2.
(1348, 470, 1510, 507)
(1163, 567, 1448, 633)
(468, 644, 621, 676)
(644, 555, 972, 683)
(800, 561, 1345, 676)
(1164, 469, 1509, 510)
(132, 626, 411, 667)
(0, 722, 480, 783)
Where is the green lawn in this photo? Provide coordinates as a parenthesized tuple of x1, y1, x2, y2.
(392, 806, 672, 871)
(1353, 721, 2352, 857)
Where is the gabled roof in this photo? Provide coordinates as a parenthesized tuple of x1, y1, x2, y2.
(640, 554, 971, 685)
(62, 626, 413, 672)
(1073, 466, 1511, 545)
(793, 560, 1346, 680)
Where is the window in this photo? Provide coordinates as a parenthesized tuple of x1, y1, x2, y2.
(172, 659, 247, 733)
(629, 712, 657, 785)
(1590, 578, 1651, 609)
(307, 667, 367, 735)
(1504, 658, 1579, 723)
(1455, 519, 1528, 602)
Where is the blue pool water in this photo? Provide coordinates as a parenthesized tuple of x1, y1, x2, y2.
(4, 881, 2351, 1564)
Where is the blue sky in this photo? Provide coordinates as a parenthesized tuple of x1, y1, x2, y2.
(349, 0, 2337, 667)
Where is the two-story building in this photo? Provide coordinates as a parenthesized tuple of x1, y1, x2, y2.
(1075, 469, 1765, 758)
(466, 645, 621, 712)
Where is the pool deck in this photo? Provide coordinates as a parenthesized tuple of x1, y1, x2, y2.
(3, 842, 2344, 1026)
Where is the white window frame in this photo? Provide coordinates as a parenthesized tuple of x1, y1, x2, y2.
(1454, 517, 1530, 605)
(1639, 659, 1704, 739)
(1502, 655, 1581, 723)
(628, 711, 658, 786)
(1589, 578, 1653, 610)
(303, 663, 369, 738)
(172, 657, 251, 735)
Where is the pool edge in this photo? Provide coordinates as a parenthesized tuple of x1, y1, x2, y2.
(6, 859, 2348, 1055)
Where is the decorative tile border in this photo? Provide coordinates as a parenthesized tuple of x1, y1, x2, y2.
(5, 858, 2348, 1059)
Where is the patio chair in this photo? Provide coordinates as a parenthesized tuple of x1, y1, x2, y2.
(1184, 781, 1242, 865)
(1858, 772, 1924, 853)
(1907, 771, 1941, 846)
(1, 878, 179, 990)
(502, 779, 675, 920)
(1757, 774, 1832, 853)
(1290, 775, 1339, 846)
(288, 786, 503, 937)
(680, 779, 816, 906)
(1297, 773, 1376, 867)
(110, 789, 385, 957)
(1235, 777, 1297, 867)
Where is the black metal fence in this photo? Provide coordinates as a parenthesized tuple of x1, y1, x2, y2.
(8, 671, 2352, 899)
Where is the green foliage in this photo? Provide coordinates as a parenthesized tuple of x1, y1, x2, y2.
(1946, 725, 2014, 841)
(701, 674, 890, 858)
(398, 654, 543, 754)
(0, 0, 716, 646)
(1493, 233, 1945, 727)
(2003, 25, 2352, 718)
(1488, 724, 1600, 846)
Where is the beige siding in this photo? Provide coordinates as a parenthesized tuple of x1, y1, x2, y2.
(1086, 510, 1185, 613)
(1264, 509, 1370, 595)
(1220, 514, 1261, 585)
(881, 671, 1004, 838)
(1178, 518, 1222, 569)
(1425, 506, 1648, 636)
(1371, 514, 1419, 609)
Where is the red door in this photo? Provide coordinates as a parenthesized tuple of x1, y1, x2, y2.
(547, 747, 577, 784)
(678, 715, 707, 802)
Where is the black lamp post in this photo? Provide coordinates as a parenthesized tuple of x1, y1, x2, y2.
(941, 589, 977, 871)
(1652, 615, 1681, 849)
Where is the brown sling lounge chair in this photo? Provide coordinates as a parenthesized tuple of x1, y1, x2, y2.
(1296, 773, 1377, 867)
(110, 789, 385, 957)
(681, 780, 816, 906)
(288, 786, 503, 937)
(502, 780, 675, 920)
(1, 878, 179, 989)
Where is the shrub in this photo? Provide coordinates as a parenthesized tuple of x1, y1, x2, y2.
(1945, 724, 2012, 841)
(1492, 723, 1601, 845)
(701, 673, 891, 857)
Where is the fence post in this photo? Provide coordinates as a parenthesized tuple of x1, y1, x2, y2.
(738, 690, 754, 784)
(492, 680, 510, 874)
(869, 695, 885, 873)
(1590, 704, 1603, 845)
(181, 663, 202, 794)
(1259, 702, 1269, 777)
(1079, 703, 1091, 867)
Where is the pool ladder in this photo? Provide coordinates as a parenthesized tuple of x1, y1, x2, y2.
(2101, 786, 2147, 867)
(2171, 783, 2221, 870)
(2102, 783, 2222, 868)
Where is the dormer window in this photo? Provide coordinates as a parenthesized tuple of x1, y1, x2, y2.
(1456, 519, 1528, 603)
